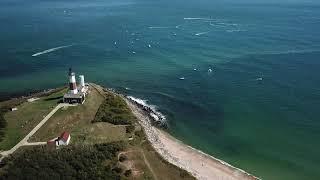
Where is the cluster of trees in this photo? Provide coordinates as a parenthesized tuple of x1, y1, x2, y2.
(0, 142, 126, 179)
(93, 93, 137, 125)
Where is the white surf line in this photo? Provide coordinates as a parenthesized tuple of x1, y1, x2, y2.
(195, 31, 210, 36)
(32, 44, 74, 57)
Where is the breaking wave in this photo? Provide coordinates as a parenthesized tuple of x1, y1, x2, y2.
(127, 96, 167, 125)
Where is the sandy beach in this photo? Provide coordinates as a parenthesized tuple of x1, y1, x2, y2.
(125, 98, 260, 180)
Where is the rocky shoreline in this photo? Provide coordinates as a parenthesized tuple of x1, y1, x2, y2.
(124, 97, 260, 180)
(126, 96, 167, 128)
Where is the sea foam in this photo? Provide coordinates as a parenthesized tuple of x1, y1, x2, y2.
(127, 96, 167, 125)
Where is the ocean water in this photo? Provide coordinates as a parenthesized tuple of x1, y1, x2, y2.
(1, 0, 320, 179)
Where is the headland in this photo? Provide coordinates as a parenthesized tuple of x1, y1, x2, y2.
(0, 81, 259, 179)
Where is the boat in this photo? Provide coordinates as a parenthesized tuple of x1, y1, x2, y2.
(179, 77, 185, 80)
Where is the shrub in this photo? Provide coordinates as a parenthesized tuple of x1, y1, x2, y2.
(126, 125, 135, 134)
(112, 166, 123, 174)
(119, 154, 127, 162)
(93, 93, 137, 125)
(124, 169, 132, 177)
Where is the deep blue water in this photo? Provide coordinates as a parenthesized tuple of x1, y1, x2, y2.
(1, 0, 320, 179)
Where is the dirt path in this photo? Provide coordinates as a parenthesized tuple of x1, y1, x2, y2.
(0, 103, 75, 160)
(140, 150, 159, 180)
(118, 150, 158, 180)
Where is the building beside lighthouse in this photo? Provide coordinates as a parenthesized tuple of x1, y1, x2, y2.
(63, 68, 88, 104)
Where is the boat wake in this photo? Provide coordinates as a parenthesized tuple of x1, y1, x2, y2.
(226, 29, 246, 33)
(32, 44, 74, 57)
(195, 31, 210, 36)
(184, 17, 216, 21)
(148, 26, 171, 29)
(127, 96, 167, 126)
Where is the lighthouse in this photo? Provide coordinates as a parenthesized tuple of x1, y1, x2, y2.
(63, 68, 88, 104)
(68, 68, 78, 94)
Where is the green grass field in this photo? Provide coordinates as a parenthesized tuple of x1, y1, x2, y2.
(0, 88, 67, 150)
(0, 84, 195, 179)
(30, 86, 110, 142)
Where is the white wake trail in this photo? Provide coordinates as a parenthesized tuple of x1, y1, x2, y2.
(184, 17, 216, 21)
(32, 44, 74, 57)
(195, 31, 210, 36)
(148, 26, 171, 29)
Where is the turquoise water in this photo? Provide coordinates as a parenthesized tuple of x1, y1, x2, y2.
(1, 0, 320, 179)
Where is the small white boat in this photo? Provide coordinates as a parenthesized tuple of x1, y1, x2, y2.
(193, 68, 197, 71)
(148, 44, 151, 48)
(256, 77, 263, 81)
(208, 68, 212, 73)
(179, 77, 185, 80)
(132, 51, 136, 54)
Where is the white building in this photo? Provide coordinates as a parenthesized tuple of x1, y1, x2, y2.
(47, 131, 71, 147)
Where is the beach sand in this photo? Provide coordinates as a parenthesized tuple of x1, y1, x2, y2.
(125, 98, 259, 180)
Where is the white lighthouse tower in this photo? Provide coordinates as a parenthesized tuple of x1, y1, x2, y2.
(69, 68, 78, 94)
(63, 68, 87, 104)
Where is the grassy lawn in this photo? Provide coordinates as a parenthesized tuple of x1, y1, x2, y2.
(0, 88, 67, 150)
(72, 122, 127, 145)
(30, 85, 126, 144)
(1, 84, 195, 179)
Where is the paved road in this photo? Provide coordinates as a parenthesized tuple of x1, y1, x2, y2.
(0, 103, 75, 159)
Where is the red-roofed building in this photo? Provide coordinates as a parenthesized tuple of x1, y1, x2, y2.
(47, 131, 71, 147)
